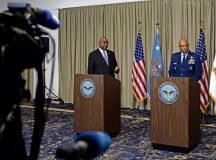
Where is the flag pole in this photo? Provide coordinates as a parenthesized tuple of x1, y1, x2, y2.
(199, 19, 209, 125)
(136, 101, 140, 118)
(136, 20, 142, 117)
(198, 19, 206, 125)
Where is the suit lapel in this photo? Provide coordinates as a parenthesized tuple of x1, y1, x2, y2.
(97, 49, 109, 66)
(177, 52, 181, 65)
(106, 50, 110, 63)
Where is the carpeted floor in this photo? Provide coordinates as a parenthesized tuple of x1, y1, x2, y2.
(20, 106, 216, 160)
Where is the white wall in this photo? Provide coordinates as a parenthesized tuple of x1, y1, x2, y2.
(0, 0, 146, 100)
(0, 0, 144, 10)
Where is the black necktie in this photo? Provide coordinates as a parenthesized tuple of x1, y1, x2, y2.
(182, 54, 186, 63)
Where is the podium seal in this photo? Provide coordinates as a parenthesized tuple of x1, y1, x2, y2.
(158, 82, 179, 104)
(80, 79, 96, 98)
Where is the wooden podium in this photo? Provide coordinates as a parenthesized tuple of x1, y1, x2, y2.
(74, 74, 121, 134)
(150, 77, 200, 149)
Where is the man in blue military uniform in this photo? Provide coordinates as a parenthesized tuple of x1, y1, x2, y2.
(169, 38, 202, 81)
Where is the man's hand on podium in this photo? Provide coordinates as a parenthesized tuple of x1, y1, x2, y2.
(115, 65, 120, 74)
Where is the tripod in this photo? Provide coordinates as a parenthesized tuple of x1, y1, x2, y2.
(42, 53, 64, 105)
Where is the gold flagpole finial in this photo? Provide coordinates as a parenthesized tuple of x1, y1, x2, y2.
(156, 22, 160, 31)
(199, 20, 203, 28)
(199, 20, 205, 31)
(138, 21, 142, 32)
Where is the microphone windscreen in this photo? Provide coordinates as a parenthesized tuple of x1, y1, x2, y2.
(41, 9, 60, 29)
(7, 3, 60, 30)
(75, 131, 112, 158)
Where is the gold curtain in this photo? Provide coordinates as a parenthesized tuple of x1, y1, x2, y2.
(59, 0, 216, 113)
(21, 69, 34, 99)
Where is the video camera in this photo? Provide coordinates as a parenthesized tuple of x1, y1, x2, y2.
(0, 3, 59, 160)
(0, 2, 59, 71)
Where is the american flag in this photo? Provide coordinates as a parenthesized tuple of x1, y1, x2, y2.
(196, 28, 209, 112)
(132, 32, 147, 102)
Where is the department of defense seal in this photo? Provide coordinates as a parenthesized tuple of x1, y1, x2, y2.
(158, 82, 179, 104)
(80, 79, 96, 98)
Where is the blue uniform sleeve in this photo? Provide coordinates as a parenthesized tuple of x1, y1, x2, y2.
(169, 55, 176, 77)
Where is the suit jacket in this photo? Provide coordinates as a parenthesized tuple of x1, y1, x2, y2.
(87, 49, 118, 77)
(168, 51, 202, 81)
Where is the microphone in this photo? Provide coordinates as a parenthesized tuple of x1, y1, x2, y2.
(34, 8, 60, 29)
(56, 131, 112, 160)
(7, 2, 60, 30)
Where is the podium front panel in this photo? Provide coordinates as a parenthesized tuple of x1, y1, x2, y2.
(150, 77, 200, 148)
(74, 74, 120, 134)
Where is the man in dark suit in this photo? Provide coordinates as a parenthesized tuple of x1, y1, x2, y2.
(169, 38, 202, 81)
(87, 37, 120, 77)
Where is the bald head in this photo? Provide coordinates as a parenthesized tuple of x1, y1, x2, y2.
(179, 38, 189, 54)
(99, 37, 109, 50)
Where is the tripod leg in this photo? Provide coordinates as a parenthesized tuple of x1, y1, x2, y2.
(43, 56, 64, 104)
(45, 86, 64, 104)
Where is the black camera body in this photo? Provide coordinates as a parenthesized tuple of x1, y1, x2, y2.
(0, 3, 59, 160)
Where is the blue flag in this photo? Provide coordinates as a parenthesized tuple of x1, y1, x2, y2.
(147, 29, 163, 98)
